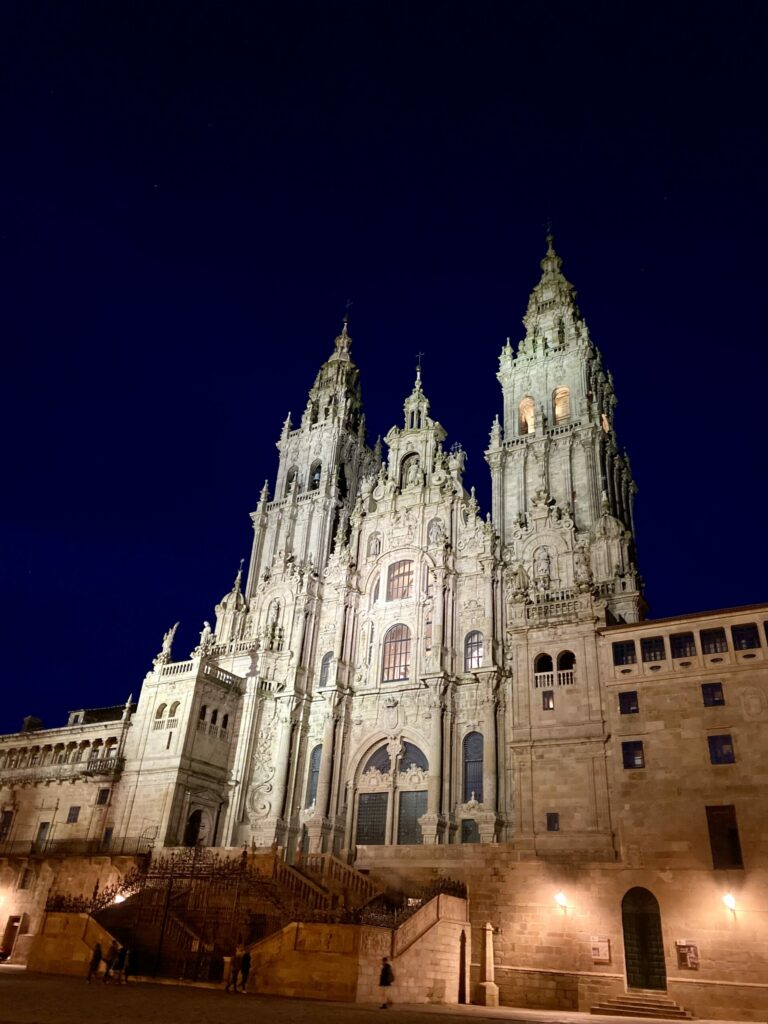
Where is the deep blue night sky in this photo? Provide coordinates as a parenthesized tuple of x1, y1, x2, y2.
(2, 2, 766, 734)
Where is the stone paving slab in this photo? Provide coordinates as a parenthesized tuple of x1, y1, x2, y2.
(0, 970, 754, 1024)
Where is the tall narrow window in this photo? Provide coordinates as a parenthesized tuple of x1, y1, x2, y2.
(463, 732, 484, 803)
(382, 624, 411, 682)
(318, 651, 333, 688)
(706, 805, 743, 869)
(305, 744, 322, 807)
(309, 461, 322, 491)
(285, 466, 299, 495)
(553, 386, 570, 424)
(387, 560, 414, 600)
(519, 396, 535, 435)
(464, 631, 484, 671)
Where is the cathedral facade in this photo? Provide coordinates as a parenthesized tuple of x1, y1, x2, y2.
(2, 240, 767, 1018)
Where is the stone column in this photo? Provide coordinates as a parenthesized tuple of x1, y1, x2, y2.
(482, 694, 497, 813)
(475, 922, 499, 1006)
(313, 706, 337, 823)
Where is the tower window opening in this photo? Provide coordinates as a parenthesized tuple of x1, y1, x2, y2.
(464, 631, 484, 671)
(553, 386, 570, 424)
(382, 624, 411, 682)
(546, 812, 560, 832)
(309, 461, 322, 491)
(518, 397, 535, 435)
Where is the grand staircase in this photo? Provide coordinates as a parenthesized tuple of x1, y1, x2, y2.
(591, 992, 695, 1019)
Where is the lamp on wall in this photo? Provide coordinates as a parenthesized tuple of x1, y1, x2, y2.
(554, 890, 568, 909)
(722, 892, 737, 913)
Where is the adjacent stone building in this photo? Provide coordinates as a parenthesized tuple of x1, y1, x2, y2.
(2, 237, 767, 1018)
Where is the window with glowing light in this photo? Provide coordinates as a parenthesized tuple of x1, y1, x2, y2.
(464, 631, 484, 671)
(387, 560, 414, 600)
(518, 396, 535, 435)
(553, 386, 570, 424)
(382, 624, 411, 682)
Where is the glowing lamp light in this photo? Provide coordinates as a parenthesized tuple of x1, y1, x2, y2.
(113, 894, 126, 905)
(554, 891, 568, 908)
(722, 893, 737, 911)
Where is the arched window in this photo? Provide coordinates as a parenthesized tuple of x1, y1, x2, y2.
(557, 650, 576, 685)
(553, 386, 570, 424)
(367, 533, 382, 558)
(382, 624, 411, 682)
(464, 631, 484, 671)
(318, 651, 333, 688)
(285, 466, 299, 495)
(211, 709, 218, 726)
(534, 653, 553, 673)
(221, 713, 229, 731)
(387, 559, 414, 601)
(169, 701, 180, 718)
(463, 732, 484, 803)
(199, 705, 207, 721)
(155, 704, 167, 719)
(519, 396, 535, 435)
(305, 744, 322, 806)
(400, 741, 428, 771)
(364, 745, 391, 773)
(309, 461, 322, 491)
(533, 653, 554, 688)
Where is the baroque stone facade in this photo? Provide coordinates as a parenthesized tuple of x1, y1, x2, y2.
(2, 238, 767, 1018)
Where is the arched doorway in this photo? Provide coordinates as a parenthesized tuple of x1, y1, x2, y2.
(622, 887, 666, 990)
(354, 740, 429, 846)
(183, 809, 203, 847)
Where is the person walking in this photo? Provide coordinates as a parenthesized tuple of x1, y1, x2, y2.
(239, 949, 251, 993)
(379, 956, 394, 1008)
(225, 947, 242, 992)
(86, 941, 102, 983)
(114, 945, 130, 984)
(102, 941, 119, 983)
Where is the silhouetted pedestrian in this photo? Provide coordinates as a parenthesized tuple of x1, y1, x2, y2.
(86, 941, 102, 983)
(239, 950, 251, 993)
(379, 956, 394, 1008)
(225, 947, 242, 992)
(102, 941, 119, 983)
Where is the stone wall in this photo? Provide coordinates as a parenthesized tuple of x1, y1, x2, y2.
(26, 912, 118, 977)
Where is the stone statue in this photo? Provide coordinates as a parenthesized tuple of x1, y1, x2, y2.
(199, 621, 212, 647)
(406, 458, 422, 486)
(428, 519, 443, 545)
(534, 548, 551, 579)
(161, 622, 179, 658)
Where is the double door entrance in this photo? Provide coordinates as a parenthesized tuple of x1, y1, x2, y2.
(356, 790, 427, 845)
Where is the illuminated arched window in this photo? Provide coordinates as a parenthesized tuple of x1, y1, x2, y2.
(309, 461, 322, 491)
(305, 744, 322, 806)
(553, 387, 570, 424)
(318, 651, 333, 688)
(387, 560, 414, 601)
(382, 624, 411, 682)
(519, 397, 535, 435)
(463, 732, 484, 803)
(464, 631, 484, 671)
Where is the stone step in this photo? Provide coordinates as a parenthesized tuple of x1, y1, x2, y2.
(591, 994, 695, 1019)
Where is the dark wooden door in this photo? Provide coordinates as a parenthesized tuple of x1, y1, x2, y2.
(622, 887, 667, 990)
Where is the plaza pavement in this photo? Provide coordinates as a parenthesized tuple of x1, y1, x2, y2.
(0, 968, 750, 1024)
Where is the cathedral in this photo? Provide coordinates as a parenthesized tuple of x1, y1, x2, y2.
(2, 238, 767, 1019)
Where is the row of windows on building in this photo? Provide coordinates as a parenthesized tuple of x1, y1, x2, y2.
(617, 681, 726, 715)
(317, 627, 486, 686)
(621, 733, 737, 769)
(612, 622, 766, 666)
(518, 387, 571, 435)
(0, 739, 119, 771)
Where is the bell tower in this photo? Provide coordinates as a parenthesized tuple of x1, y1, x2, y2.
(486, 235, 643, 623)
(245, 320, 375, 599)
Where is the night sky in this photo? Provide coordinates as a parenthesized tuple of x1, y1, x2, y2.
(2, 2, 766, 734)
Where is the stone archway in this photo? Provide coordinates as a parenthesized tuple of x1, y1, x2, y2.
(622, 887, 667, 990)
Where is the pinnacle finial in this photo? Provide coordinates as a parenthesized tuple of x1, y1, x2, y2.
(234, 558, 244, 591)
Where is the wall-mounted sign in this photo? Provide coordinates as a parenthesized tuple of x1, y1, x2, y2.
(675, 940, 700, 970)
(590, 936, 611, 963)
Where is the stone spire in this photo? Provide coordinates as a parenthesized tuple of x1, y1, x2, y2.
(518, 231, 583, 357)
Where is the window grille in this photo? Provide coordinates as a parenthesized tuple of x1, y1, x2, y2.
(356, 792, 388, 845)
(66, 805, 81, 824)
(464, 631, 484, 671)
(387, 560, 414, 600)
(382, 624, 411, 681)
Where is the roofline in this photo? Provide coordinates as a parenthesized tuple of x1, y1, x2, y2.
(598, 601, 768, 635)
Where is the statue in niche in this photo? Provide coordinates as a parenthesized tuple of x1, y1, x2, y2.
(428, 519, 443, 545)
(533, 548, 551, 590)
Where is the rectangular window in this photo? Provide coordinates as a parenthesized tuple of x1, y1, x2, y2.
(708, 734, 735, 764)
(96, 788, 110, 805)
(622, 740, 645, 769)
(702, 682, 725, 707)
(0, 809, 13, 840)
(66, 805, 80, 824)
(641, 636, 666, 662)
(461, 819, 480, 844)
(619, 691, 639, 714)
(542, 690, 555, 710)
(706, 805, 743, 869)
(386, 559, 414, 601)
(670, 631, 697, 658)
(731, 623, 761, 651)
(546, 812, 560, 832)
(613, 641, 637, 666)
(18, 868, 33, 890)
(701, 628, 728, 654)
